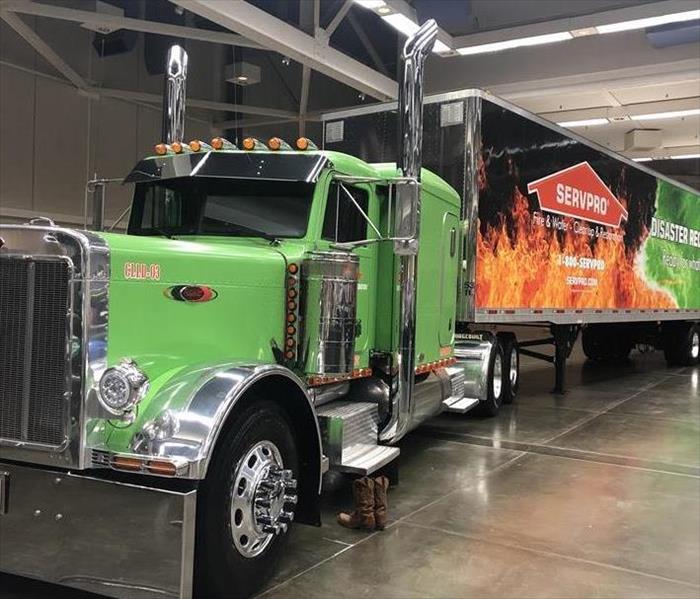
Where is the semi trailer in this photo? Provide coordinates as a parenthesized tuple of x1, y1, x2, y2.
(1, 19, 699, 599)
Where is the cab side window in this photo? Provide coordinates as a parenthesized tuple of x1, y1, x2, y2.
(322, 182, 369, 243)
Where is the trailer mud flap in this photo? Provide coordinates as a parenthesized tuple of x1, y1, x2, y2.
(0, 462, 196, 598)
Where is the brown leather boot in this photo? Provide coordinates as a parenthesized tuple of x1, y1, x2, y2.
(337, 477, 375, 530)
(373, 475, 390, 530)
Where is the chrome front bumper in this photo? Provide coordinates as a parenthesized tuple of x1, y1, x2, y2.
(0, 462, 196, 598)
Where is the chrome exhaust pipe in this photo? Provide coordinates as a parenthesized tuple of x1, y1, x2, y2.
(380, 19, 438, 444)
(161, 45, 188, 144)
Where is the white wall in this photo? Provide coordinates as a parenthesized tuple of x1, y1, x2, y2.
(0, 14, 226, 226)
(0, 9, 366, 227)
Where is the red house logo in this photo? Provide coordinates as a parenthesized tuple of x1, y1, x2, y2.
(527, 162, 628, 228)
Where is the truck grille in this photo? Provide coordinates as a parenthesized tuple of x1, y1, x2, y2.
(0, 256, 71, 446)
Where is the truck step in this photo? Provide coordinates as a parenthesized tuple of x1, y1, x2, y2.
(442, 395, 480, 413)
(316, 400, 399, 475)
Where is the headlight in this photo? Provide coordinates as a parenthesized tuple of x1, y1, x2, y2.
(98, 359, 149, 416)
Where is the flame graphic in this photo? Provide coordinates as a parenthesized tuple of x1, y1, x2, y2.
(476, 187, 677, 310)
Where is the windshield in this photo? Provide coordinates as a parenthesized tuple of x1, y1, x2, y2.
(128, 177, 315, 238)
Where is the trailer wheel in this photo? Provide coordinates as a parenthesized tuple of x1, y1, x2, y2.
(664, 323, 700, 367)
(500, 335, 519, 405)
(480, 340, 505, 417)
(582, 325, 633, 362)
(196, 400, 299, 599)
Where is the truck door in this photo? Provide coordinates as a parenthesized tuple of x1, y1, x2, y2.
(319, 181, 378, 367)
(439, 212, 460, 346)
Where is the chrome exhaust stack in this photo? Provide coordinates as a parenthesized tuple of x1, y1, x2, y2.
(380, 19, 438, 444)
(161, 45, 188, 144)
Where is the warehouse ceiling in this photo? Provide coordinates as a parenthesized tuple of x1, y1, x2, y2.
(0, 0, 698, 181)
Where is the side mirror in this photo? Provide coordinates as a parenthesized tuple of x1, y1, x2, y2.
(393, 179, 420, 255)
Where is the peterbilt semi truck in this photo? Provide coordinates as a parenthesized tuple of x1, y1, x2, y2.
(1, 19, 699, 599)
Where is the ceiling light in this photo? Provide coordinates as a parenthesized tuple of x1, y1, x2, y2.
(224, 62, 261, 86)
(457, 31, 572, 56)
(433, 39, 452, 53)
(633, 109, 700, 121)
(381, 13, 450, 53)
(377, 6, 392, 15)
(353, 0, 387, 8)
(597, 9, 700, 34)
(570, 27, 598, 37)
(632, 157, 653, 162)
(556, 118, 609, 127)
(382, 12, 419, 36)
(671, 153, 700, 159)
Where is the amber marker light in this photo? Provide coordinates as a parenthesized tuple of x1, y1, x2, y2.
(189, 139, 212, 152)
(295, 137, 318, 151)
(243, 137, 266, 151)
(267, 137, 292, 151)
(211, 137, 237, 151)
(288, 263, 298, 274)
(112, 456, 143, 472)
(146, 460, 178, 476)
(154, 143, 170, 156)
(171, 141, 191, 154)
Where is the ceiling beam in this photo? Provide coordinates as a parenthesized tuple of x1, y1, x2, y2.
(451, 0, 698, 50)
(2, 0, 262, 49)
(1, 9, 87, 88)
(169, 0, 398, 101)
(539, 96, 700, 122)
(97, 87, 300, 119)
(347, 11, 391, 78)
(324, 0, 353, 38)
(488, 59, 700, 102)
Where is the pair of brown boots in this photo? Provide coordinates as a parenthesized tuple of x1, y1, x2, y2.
(337, 475, 389, 531)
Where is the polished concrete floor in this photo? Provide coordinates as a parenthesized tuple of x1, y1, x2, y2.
(2, 342, 699, 598)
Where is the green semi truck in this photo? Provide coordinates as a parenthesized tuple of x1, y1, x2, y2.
(1, 20, 698, 599)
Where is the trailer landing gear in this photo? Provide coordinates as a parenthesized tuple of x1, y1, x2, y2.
(518, 325, 580, 394)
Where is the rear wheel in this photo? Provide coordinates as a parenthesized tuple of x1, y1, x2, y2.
(196, 401, 299, 599)
(499, 335, 519, 405)
(582, 325, 633, 362)
(480, 340, 505, 417)
(664, 323, 700, 367)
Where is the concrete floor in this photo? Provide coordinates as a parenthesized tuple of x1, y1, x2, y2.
(2, 343, 699, 598)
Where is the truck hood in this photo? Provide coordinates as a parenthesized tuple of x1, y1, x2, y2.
(100, 233, 288, 288)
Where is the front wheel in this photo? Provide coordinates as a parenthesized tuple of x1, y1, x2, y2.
(196, 400, 299, 599)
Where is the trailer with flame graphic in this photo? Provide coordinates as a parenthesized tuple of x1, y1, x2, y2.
(323, 89, 700, 393)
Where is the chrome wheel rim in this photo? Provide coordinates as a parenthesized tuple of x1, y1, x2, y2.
(492, 352, 503, 399)
(230, 440, 297, 559)
(509, 349, 518, 388)
(692, 332, 699, 359)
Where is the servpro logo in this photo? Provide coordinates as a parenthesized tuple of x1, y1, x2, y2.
(527, 162, 628, 229)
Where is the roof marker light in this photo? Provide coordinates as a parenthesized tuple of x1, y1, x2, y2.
(268, 137, 293, 151)
(189, 139, 212, 152)
(154, 143, 173, 156)
(242, 137, 267, 151)
(211, 137, 238, 150)
(171, 141, 192, 154)
(295, 137, 318, 151)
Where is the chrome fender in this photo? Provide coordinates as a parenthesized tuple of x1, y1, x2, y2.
(121, 362, 321, 488)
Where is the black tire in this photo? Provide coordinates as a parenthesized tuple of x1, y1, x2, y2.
(480, 340, 505, 417)
(196, 400, 299, 599)
(664, 323, 700, 367)
(500, 335, 519, 405)
(582, 325, 632, 362)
